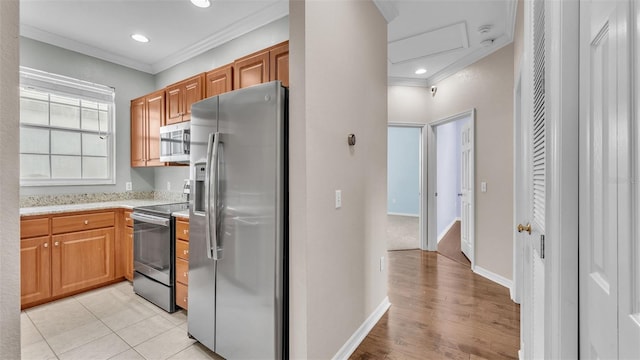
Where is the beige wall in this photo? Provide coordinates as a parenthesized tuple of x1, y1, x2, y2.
(0, 0, 21, 357)
(389, 44, 515, 280)
(289, 0, 388, 358)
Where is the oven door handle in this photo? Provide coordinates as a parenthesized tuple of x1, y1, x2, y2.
(205, 132, 220, 260)
(130, 212, 170, 227)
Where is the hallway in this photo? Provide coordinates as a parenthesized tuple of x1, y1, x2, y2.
(351, 250, 519, 359)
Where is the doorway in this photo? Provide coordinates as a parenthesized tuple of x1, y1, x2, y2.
(387, 124, 426, 250)
(427, 110, 475, 268)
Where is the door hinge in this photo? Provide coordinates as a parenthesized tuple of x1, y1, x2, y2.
(540, 234, 545, 259)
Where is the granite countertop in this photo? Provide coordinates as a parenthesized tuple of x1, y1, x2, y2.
(20, 199, 180, 217)
(172, 210, 189, 219)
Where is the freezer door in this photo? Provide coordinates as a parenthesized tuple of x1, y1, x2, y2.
(187, 96, 219, 351)
(216, 81, 286, 359)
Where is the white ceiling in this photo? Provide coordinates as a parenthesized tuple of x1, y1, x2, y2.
(20, 0, 515, 85)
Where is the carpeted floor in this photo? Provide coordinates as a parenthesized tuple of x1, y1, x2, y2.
(387, 215, 419, 250)
(437, 220, 471, 267)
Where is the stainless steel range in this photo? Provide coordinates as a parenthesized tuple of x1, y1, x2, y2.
(131, 202, 188, 313)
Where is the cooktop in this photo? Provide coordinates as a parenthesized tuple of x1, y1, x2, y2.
(134, 202, 189, 216)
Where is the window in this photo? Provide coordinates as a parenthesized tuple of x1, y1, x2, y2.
(19, 67, 115, 186)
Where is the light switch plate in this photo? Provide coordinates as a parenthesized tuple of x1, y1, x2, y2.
(335, 190, 342, 209)
(481, 181, 487, 192)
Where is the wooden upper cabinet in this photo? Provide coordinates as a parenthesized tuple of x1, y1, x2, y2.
(131, 90, 166, 167)
(146, 90, 165, 166)
(234, 50, 269, 90)
(270, 42, 289, 87)
(166, 74, 204, 124)
(205, 65, 233, 98)
(130, 97, 146, 167)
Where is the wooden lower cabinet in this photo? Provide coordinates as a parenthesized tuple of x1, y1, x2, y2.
(124, 227, 134, 281)
(51, 228, 115, 297)
(20, 210, 122, 309)
(20, 236, 51, 305)
(175, 218, 189, 310)
(176, 282, 188, 310)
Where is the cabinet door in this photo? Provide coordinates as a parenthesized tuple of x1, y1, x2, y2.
(165, 86, 183, 125)
(206, 65, 233, 98)
(183, 75, 203, 122)
(21, 236, 51, 307)
(51, 228, 115, 297)
(270, 42, 289, 87)
(234, 50, 269, 89)
(146, 91, 166, 167)
(124, 227, 133, 281)
(130, 97, 146, 167)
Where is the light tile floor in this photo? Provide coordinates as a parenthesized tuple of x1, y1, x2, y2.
(21, 281, 221, 360)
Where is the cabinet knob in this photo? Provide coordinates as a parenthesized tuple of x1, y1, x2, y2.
(84, 220, 89, 225)
(54, 241, 59, 247)
(183, 297, 187, 302)
(183, 229, 188, 235)
(184, 250, 189, 255)
(183, 272, 187, 277)
(43, 243, 48, 248)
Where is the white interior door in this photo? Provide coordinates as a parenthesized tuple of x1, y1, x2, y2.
(519, 0, 546, 358)
(460, 121, 472, 260)
(579, 0, 640, 358)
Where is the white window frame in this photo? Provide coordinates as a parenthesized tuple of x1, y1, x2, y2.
(19, 67, 116, 186)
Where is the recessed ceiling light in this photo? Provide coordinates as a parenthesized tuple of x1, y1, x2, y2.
(415, 68, 427, 75)
(131, 34, 149, 43)
(190, 0, 211, 8)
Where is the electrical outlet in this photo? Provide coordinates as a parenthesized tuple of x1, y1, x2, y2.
(380, 256, 385, 272)
(335, 190, 342, 209)
(167, 181, 171, 191)
(125, 182, 132, 191)
(481, 181, 487, 192)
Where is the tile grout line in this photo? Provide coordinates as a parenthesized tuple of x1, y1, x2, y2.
(23, 310, 59, 359)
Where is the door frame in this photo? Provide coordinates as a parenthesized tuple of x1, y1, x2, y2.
(513, 64, 524, 305)
(545, 0, 579, 358)
(387, 123, 428, 250)
(426, 109, 475, 269)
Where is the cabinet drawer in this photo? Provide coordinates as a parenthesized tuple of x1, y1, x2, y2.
(124, 210, 133, 228)
(176, 282, 188, 310)
(21, 218, 50, 238)
(176, 220, 189, 241)
(176, 258, 188, 285)
(176, 240, 189, 261)
(52, 212, 115, 234)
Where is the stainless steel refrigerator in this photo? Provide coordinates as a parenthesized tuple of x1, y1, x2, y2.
(188, 81, 288, 359)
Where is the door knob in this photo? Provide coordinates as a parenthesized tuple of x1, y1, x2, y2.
(517, 223, 532, 235)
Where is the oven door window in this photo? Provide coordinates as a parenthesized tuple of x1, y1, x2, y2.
(134, 219, 172, 285)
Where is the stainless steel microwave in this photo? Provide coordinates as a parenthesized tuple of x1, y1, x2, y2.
(160, 122, 190, 163)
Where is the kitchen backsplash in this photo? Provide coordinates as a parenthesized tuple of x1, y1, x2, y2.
(20, 190, 186, 207)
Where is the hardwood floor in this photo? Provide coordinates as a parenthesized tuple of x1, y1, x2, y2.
(351, 250, 520, 360)
(437, 221, 471, 267)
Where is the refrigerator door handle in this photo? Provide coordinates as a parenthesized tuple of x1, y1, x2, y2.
(205, 132, 220, 260)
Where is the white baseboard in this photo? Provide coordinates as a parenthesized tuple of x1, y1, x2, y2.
(437, 217, 461, 242)
(473, 265, 513, 290)
(332, 297, 391, 360)
(387, 212, 419, 217)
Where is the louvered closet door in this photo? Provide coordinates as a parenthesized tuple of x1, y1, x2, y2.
(521, 0, 546, 358)
(579, 0, 639, 358)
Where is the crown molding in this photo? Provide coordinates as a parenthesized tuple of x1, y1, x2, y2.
(425, 34, 511, 87)
(20, 24, 153, 73)
(388, 76, 428, 87)
(150, 1, 289, 74)
(373, 0, 400, 23)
